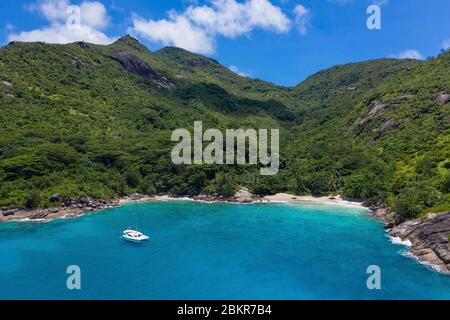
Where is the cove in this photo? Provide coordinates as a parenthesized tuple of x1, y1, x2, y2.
(0, 201, 449, 300)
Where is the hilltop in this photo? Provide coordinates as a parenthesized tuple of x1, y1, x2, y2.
(0, 35, 448, 222)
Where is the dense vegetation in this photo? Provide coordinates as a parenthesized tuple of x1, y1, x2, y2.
(0, 35, 448, 221)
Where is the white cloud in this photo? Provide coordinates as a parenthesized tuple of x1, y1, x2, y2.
(25, 0, 70, 23)
(229, 65, 248, 77)
(132, 12, 214, 54)
(442, 39, 450, 50)
(391, 49, 424, 60)
(9, 24, 114, 45)
(132, 0, 292, 54)
(293, 4, 310, 35)
(79, 1, 110, 29)
(8, 0, 114, 45)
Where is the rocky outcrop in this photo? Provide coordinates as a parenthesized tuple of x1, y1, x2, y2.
(361, 100, 387, 125)
(390, 212, 450, 273)
(192, 188, 259, 203)
(352, 100, 388, 135)
(193, 194, 217, 202)
(370, 204, 396, 228)
(109, 51, 175, 90)
(0, 197, 120, 222)
(434, 91, 450, 104)
(233, 188, 257, 203)
(71, 57, 93, 72)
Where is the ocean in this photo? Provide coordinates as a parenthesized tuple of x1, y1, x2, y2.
(0, 201, 449, 299)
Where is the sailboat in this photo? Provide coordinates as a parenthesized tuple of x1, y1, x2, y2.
(121, 202, 149, 243)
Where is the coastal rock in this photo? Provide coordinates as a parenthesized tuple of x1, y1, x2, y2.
(30, 210, 50, 220)
(63, 197, 77, 206)
(79, 196, 91, 204)
(193, 194, 216, 202)
(0, 197, 121, 223)
(371, 204, 395, 224)
(2, 210, 15, 217)
(233, 188, 256, 203)
(390, 211, 450, 273)
(129, 193, 142, 201)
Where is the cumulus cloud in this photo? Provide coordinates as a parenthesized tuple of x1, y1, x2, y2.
(132, 12, 214, 54)
(79, 1, 110, 29)
(132, 0, 292, 54)
(8, 0, 115, 44)
(391, 49, 424, 60)
(293, 4, 310, 35)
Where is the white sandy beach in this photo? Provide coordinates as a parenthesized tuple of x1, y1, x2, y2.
(262, 193, 366, 208)
(118, 192, 366, 209)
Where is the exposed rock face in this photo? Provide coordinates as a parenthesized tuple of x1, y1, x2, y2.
(352, 100, 388, 135)
(193, 194, 217, 202)
(2, 210, 16, 217)
(71, 58, 93, 72)
(0, 198, 120, 222)
(390, 212, 450, 273)
(362, 100, 387, 124)
(110, 51, 159, 79)
(372, 118, 397, 138)
(434, 91, 450, 104)
(370, 204, 396, 228)
(192, 188, 259, 203)
(233, 188, 257, 203)
(109, 51, 175, 90)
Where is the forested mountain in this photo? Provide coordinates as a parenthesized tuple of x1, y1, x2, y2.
(0, 35, 448, 221)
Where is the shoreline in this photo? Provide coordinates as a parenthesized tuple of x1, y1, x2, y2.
(261, 193, 367, 209)
(0, 192, 367, 224)
(2, 192, 448, 275)
(389, 212, 450, 274)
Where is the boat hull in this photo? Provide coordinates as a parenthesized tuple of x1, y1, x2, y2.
(121, 235, 149, 243)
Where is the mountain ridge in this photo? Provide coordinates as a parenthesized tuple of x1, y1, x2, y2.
(0, 36, 448, 222)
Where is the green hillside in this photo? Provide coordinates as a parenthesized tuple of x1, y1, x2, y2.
(0, 35, 448, 221)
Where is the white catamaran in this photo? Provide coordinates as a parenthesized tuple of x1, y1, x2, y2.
(121, 228, 149, 242)
(121, 202, 149, 243)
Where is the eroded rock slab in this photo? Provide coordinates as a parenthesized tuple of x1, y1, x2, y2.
(390, 212, 450, 273)
(109, 51, 175, 90)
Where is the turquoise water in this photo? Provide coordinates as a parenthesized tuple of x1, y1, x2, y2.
(0, 201, 449, 300)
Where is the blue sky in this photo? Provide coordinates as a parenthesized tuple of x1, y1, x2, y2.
(0, 0, 449, 86)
